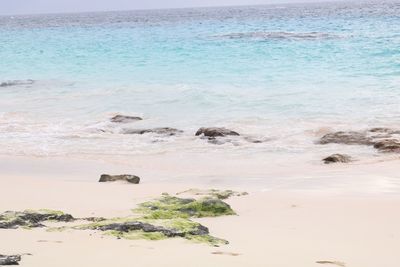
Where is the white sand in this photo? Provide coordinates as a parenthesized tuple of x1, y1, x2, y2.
(1, 156, 400, 267)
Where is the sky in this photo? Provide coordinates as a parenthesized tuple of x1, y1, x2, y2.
(0, 0, 331, 15)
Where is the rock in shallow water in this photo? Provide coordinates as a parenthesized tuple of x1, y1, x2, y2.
(323, 154, 352, 164)
(99, 174, 140, 184)
(110, 115, 142, 123)
(0, 254, 21, 265)
(369, 127, 400, 134)
(122, 127, 183, 136)
(319, 128, 400, 154)
(319, 131, 373, 146)
(195, 127, 240, 138)
(214, 31, 340, 41)
(0, 79, 34, 87)
(373, 139, 400, 153)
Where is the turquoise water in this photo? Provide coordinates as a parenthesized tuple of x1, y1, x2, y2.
(0, 1, 400, 157)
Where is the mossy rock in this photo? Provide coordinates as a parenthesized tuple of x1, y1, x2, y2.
(0, 209, 74, 229)
(137, 196, 236, 219)
(0, 190, 238, 247)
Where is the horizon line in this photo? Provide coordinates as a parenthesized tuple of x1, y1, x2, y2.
(0, 0, 351, 17)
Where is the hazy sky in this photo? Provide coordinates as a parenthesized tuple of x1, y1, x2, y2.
(0, 0, 328, 15)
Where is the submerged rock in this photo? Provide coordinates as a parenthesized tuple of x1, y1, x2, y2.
(99, 174, 140, 184)
(122, 127, 183, 136)
(110, 115, 142, 123)
(373, 139, 400, 153)
(0, 254, 21, 265)
(323, 154, 352, 164)
(0, 79, 34, 87)
(214, 31, 340, 41)
(319, 131, 373, 146)
(0, 210, 74, 229)
(195, 127, 240, 138)
(243, 136, 265, 144)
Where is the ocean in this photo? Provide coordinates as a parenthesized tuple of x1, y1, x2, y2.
(0, 0, 400, 161)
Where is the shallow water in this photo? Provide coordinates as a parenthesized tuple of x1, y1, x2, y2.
(0, 1, 400, 161)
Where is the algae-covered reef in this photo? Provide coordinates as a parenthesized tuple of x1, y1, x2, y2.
(79, 193, 238, 246)
(0, 189, 246, 246)
(0, 209, 74, 229)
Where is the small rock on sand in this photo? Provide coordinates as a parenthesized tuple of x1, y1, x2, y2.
(316, 260, 346, 267)
(0, 254, 22, 265)
(99, 174, 140, 184)
(323, 154, 352, 164)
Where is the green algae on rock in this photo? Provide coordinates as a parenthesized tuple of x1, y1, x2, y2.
(77, 194, 236, 246)
(0, 209, 74, 229)
(1, 190, 240, 246)
(78, 213, 227, 245)
(137, 195, 236, 219)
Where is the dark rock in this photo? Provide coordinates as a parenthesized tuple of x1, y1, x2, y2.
(82, 217, 106, 222)
(319, 128, 400, 155)
(368, 127, 400, 134)
(110, 115, 142, 123)
(195, 127, 240, 138)
(99, 174, 140, 184)
(319, 131, 373, 146)
(96, 221, 185, 237)
(0, 80, 34, 87)
(373, 139, 400, 153)
(0, 254, 21, 265)
(243, 136, 266, 143)
(189, 224, 209, 236)
(0, 210, 74, 229)
(323, 154, 352, 164)
(122, 127, 183, 136)
(96, 220, 209, 238)
(19, 212, 74, 224)
(369, 127, 393, 133)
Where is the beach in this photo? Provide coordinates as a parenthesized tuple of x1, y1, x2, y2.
(1, 155, 400, 266)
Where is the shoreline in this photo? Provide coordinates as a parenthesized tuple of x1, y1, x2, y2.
(1, 154, 400, 195)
